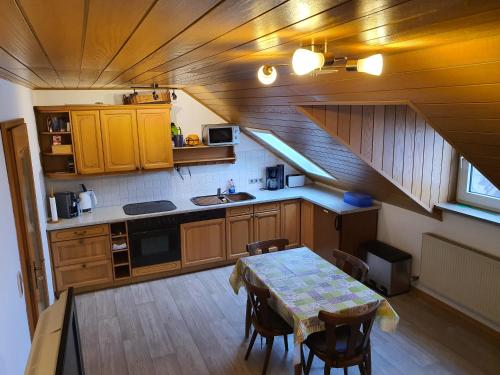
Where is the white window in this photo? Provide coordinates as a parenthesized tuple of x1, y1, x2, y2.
(457, 157, 500, 213)
(245, 127, 336, 182)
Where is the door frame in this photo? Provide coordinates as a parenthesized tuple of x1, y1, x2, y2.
(0, 118, 49, 337)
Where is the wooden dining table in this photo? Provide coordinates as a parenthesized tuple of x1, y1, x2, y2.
(229, 247, 399, 374)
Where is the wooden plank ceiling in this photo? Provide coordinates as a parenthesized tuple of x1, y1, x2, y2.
(0, 0, 499, 201)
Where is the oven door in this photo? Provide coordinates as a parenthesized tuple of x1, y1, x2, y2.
(209, 127, 233, 144)
(128, 227, 180, 268)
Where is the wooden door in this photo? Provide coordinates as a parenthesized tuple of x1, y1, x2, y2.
(300, 200, 314, 249)
(280, 200, 301, 248)
(226, 214, 254, 260)
(254, 210, 280, 242)
(1, 120, 49, 336)
(181, 218, 226, 268)
(137, 108, 173, 169)
(71, 110, 105, 174)
(100, 109, 140, 172)
(313, 206, 340, 263)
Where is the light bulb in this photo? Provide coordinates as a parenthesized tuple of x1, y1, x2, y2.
(356, 54, 383, 76)
(292, 48, 325, 75)
(257, 65, 277, 85)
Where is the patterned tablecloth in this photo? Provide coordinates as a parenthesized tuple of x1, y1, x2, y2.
(229, 247, 399, 362)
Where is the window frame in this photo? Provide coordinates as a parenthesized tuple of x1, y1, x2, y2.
(244, 127, 337, 183)
(456, 157, 500, 213)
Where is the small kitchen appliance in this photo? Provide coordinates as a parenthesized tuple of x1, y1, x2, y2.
(54, 192, 79, 219)
(286, 174, 305, 188)
(78, 184, 97, 212)
(266, 165, 284, 190)
(202, 124, 240, 145)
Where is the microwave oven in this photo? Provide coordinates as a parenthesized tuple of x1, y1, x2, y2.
(202, 124, 240, 146)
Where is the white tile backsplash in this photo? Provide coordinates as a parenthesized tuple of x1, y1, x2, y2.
(46, 134, 298, 208)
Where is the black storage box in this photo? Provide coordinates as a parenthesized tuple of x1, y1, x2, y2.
(360, 240, 412, 296)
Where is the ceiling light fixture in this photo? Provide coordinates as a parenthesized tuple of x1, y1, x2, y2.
(346, 54, 383, 76)
(257, 65, 278, 85)
(292, 48, 325, 75)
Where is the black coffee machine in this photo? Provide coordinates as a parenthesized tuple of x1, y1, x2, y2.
(266, 164, 284, 190)
(55, 192, 79, 219)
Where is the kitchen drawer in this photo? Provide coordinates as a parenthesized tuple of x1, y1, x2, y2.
(51, 235, 110, 267)
(254, 202, 280, 213)
(50, 224, 109, 242)
(226, 205, 253, 217)
(55, 260, 113, 292)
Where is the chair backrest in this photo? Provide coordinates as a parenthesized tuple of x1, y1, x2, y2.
(242, 268, 274, 330)
(332, 249, 369, 282)
(318, 300, 380, 359)
(246, 239, 289, 256)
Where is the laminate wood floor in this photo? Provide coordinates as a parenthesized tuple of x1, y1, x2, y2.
(76, 266, 500, 375)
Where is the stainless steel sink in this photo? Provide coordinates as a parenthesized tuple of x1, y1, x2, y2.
(191, 192, 255, 206)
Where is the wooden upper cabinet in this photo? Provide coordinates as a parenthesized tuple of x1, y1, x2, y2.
(280, 200, 301, 248)
(71, 111, 105, 174)
(100, 109, 140, 172)
(137, 108, 173, 169)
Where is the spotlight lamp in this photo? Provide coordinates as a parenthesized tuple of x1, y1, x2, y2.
(292, 48, 325, 75)
(346, 54, 383, 76)
(257, 65, 277, 85)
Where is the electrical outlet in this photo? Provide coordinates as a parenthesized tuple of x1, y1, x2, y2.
(258, 178, 263, 183)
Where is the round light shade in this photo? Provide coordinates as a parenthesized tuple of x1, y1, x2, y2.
(257, 65, 277, 85)
(357, 54, 383, 76)
(292, 48, 325, 75)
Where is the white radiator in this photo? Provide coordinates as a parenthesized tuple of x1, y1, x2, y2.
(419, 233, 500, 330)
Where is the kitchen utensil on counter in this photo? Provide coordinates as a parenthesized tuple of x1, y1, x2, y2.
(54, 192, 79, 218)
(49, 187, 58, 222)
(79, 184, 97, 212)
(185, 134, 200, 146)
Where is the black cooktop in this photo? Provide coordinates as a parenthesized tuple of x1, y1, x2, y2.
(123, 200, 177, 216)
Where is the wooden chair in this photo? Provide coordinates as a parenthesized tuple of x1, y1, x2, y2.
(244, 238, 289, 338)
(242, 268, 293, 375)
(332, 249, 369, 283)
(246, 238, 290, 255)
(301, 301, 381, 375)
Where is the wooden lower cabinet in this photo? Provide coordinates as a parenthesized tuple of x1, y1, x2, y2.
(254, 210, 281, 242)
(300, 200, 314, 248)
(181, 218, 226, 268)
(54, 260, 113, 291)
(52, 235, 110, 267)
(280, 200, 301, 248)
(226, 214, 253, 260)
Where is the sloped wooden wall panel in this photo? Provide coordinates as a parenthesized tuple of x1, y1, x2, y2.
(299, 105, 458, 213)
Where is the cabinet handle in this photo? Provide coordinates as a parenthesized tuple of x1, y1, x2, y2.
(79, 239, 84, 245)
(81, 263, 87, 268)
(74, 230, 87, 236)
(323, 209, 329, 214)
(334, 215, 342, 231)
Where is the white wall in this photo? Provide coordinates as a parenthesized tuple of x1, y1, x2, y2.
(378, 202, 500, 276)
(33, 89, 297, 207)
(0, 79, 54, 375)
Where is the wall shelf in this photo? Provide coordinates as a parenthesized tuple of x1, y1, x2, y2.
(173, 145, 235, 167)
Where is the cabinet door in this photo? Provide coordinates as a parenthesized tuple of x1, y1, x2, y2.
(51, 235, 110, 267)
(181, 218, 226, 268)
(226, 214, 253, 260)
(280, 200, 301, 248)
(137, 108, 173, 169)
(100, 109, 140, 172)
(300, 200, 314, 249)
(71, 110, 105, 174)
(313, 206, 340, 263)
(254, 210, 281, 242)
(55, 259, 113, 292)
(340, 210, 378, 257)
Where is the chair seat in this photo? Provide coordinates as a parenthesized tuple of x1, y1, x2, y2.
(305, 326, 363, 357)
(253, 308, 293, 336)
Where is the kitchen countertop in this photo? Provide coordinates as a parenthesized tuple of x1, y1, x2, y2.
(46, 184, 380, 231)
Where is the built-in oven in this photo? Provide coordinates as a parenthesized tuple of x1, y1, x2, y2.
(127, 209, 226, 269)
(128, 215, 181, 268)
